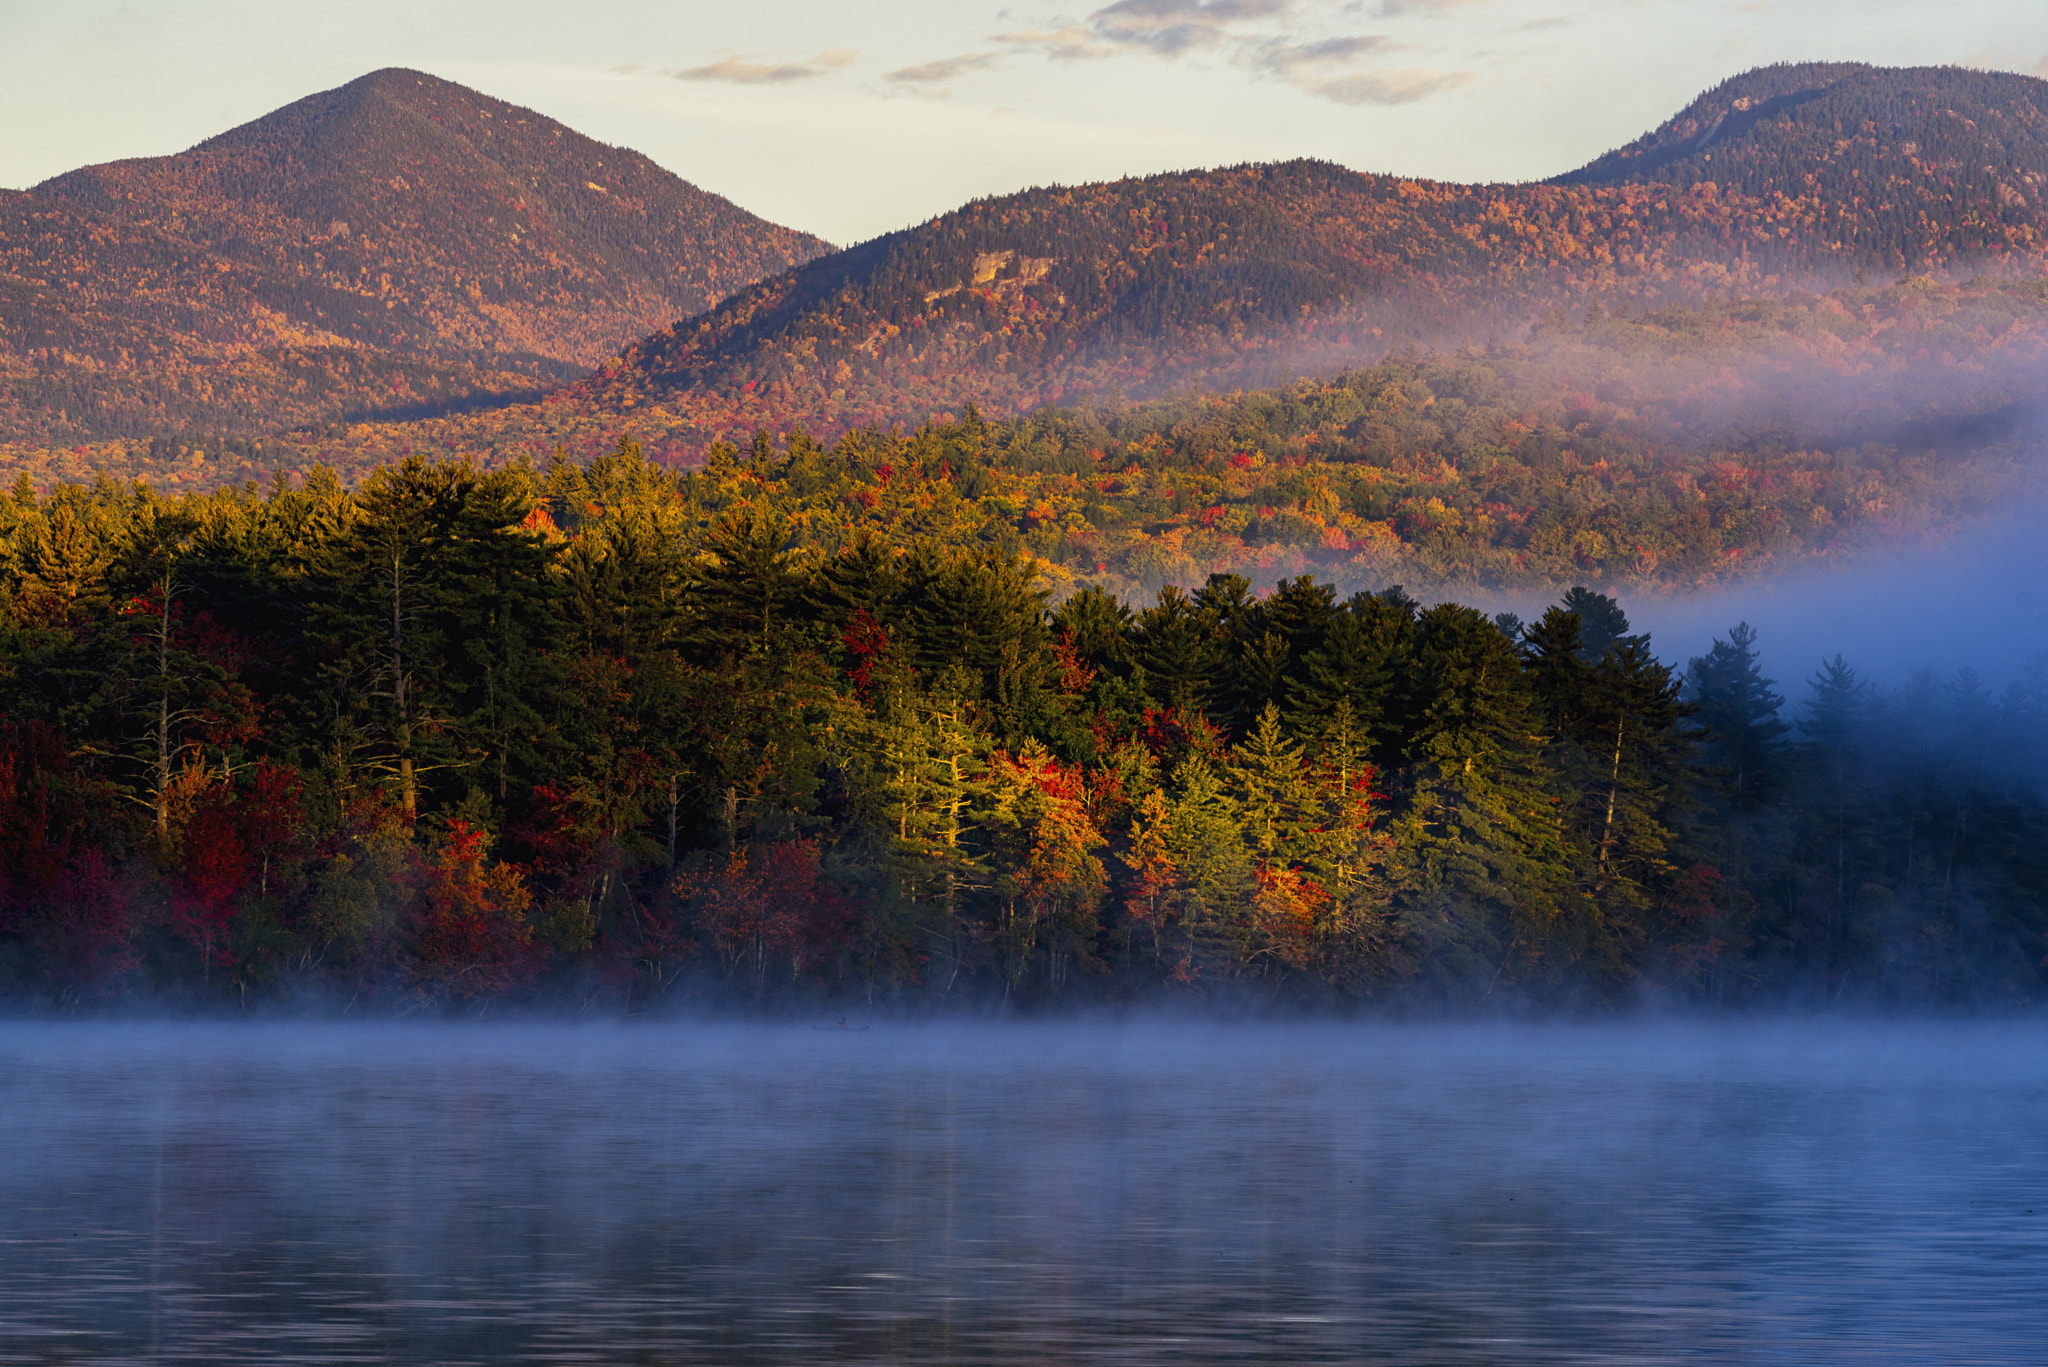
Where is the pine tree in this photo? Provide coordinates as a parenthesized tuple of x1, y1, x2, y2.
(1525, 593, 1696, 986)
(444, 471, 563, 809)
(1794, 654, 1869, 980)
(103, 508, 235, 841)
(1228, 704, 1316, 864)
(1396, 603, 1572, 994)
(898, 544, 1054, 737)
(1161, 752, 1255, 978)
(1285, 586, 1415, 755)
(686, 506, 802, 661)
(314, 458, 542, 820)
(838, 673, 1000, 996)
(1050, 583, 1133, 676)
(1559, 586, 1635, 660)
(562, 518, 690, 662)
(1687, 622, 1789, 808)
(1132, 585, 1227, 716)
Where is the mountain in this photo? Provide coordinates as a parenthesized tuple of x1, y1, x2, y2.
(542, 67, 2048, 452)
(10, 62, 2048, 484)
(0, 68, 831, 444)
(1556, 63, 2048, 202)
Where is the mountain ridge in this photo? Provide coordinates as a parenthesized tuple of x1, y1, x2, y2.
(1556, 62, 2048, 202)
(8, 63, 2048, 476)
(1, 68, 831, 445)
(552, 63, 2048, 456)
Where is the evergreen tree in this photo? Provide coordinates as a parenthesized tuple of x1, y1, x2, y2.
(312, 460, 459, 820)
(1161, 752, 1255, 978)
(561, 518, 690, 662)
(1687, 622, 1789, 808)
(1132, 585, 1226, 716)
(685, 506, 802, 661)
(106, 508, 238, 841)
(1559, 586, 1635, 660)
(1050, 583, 1132, 676)
(1228, 704, 1317, 864)
(445, 472, 564, 810)
(1396, 603, 1572, 994)
(1285, 586, 1415, 755)
(898, 544, 1055, 737)
(313, 458, 543, 820)
(1792, 654, 1871, 981)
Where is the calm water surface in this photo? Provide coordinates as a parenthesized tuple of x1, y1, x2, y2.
(0, 1019, 2043, 1364)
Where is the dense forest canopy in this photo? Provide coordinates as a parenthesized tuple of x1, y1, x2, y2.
(2, 438, 2042, 1012)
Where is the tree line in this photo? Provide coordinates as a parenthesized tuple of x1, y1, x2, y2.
(1, 443, 2043, 1010)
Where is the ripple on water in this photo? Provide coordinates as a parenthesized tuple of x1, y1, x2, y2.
(0, 1018, 2044, 1364)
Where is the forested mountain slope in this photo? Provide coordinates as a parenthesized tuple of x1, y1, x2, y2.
(11, 275, 2045, 596)
(1556, 62, 2048, 223)
(0, 69, 831, 443)
(9, 64, 2048, 499)
(531, 65, 2048, 453)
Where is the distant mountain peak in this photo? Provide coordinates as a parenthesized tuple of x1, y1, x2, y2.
(0, 68, 833, 446)
(1554, 62, 2048, 203)
(28, 68, 832, 376)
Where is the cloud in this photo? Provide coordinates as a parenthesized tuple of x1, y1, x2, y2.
(991, 24, 1117, 61)
(996, 0, 1307, 61)
(669, 49, 857, 84)
(1242, 25, 1471, 107)
(985, 0, 1471, 106)
(1087, 0, 1298, 57)
(1249, 34, 1392, 76)
(1311, 66, 1474, 103)
(1369, 0, 1490, 13)
(886, 52, 1004, 84)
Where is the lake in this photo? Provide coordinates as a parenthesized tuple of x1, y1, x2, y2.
(1, 1019, 2043, 1364)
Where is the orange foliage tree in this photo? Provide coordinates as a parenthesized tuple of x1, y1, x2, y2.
(673, 837, 851, 992)
(408, 819, 540, 1003)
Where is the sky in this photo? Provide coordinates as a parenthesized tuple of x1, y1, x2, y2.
(4, 1, 2046, 246)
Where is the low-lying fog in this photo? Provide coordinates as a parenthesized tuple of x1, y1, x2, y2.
(4, 1019, 2044, 1364)
(1626, 497, 2048, 687)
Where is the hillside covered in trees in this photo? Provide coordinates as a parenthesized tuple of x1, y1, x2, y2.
(540, 64, 2048, 453)
(1, 446, 2042, 1012)
(14, 276, 2042, 598)
(7, 63, 2047, 474)
(1557, 61, 2048, 216)
(0, 69, 831, 445)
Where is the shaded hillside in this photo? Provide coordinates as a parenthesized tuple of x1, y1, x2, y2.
(0, 68, 830, 443)
(554, 68, 2048, 453)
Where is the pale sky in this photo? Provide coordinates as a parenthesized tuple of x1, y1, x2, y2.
(3, 0, 2045, 246)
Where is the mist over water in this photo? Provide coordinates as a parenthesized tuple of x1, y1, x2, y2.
(4, 1020, 2046, 1364)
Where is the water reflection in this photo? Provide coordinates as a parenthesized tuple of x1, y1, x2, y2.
(1, 1021, 2043, 1364)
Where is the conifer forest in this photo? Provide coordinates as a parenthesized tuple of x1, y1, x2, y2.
(3, 430, 2042, 1012)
